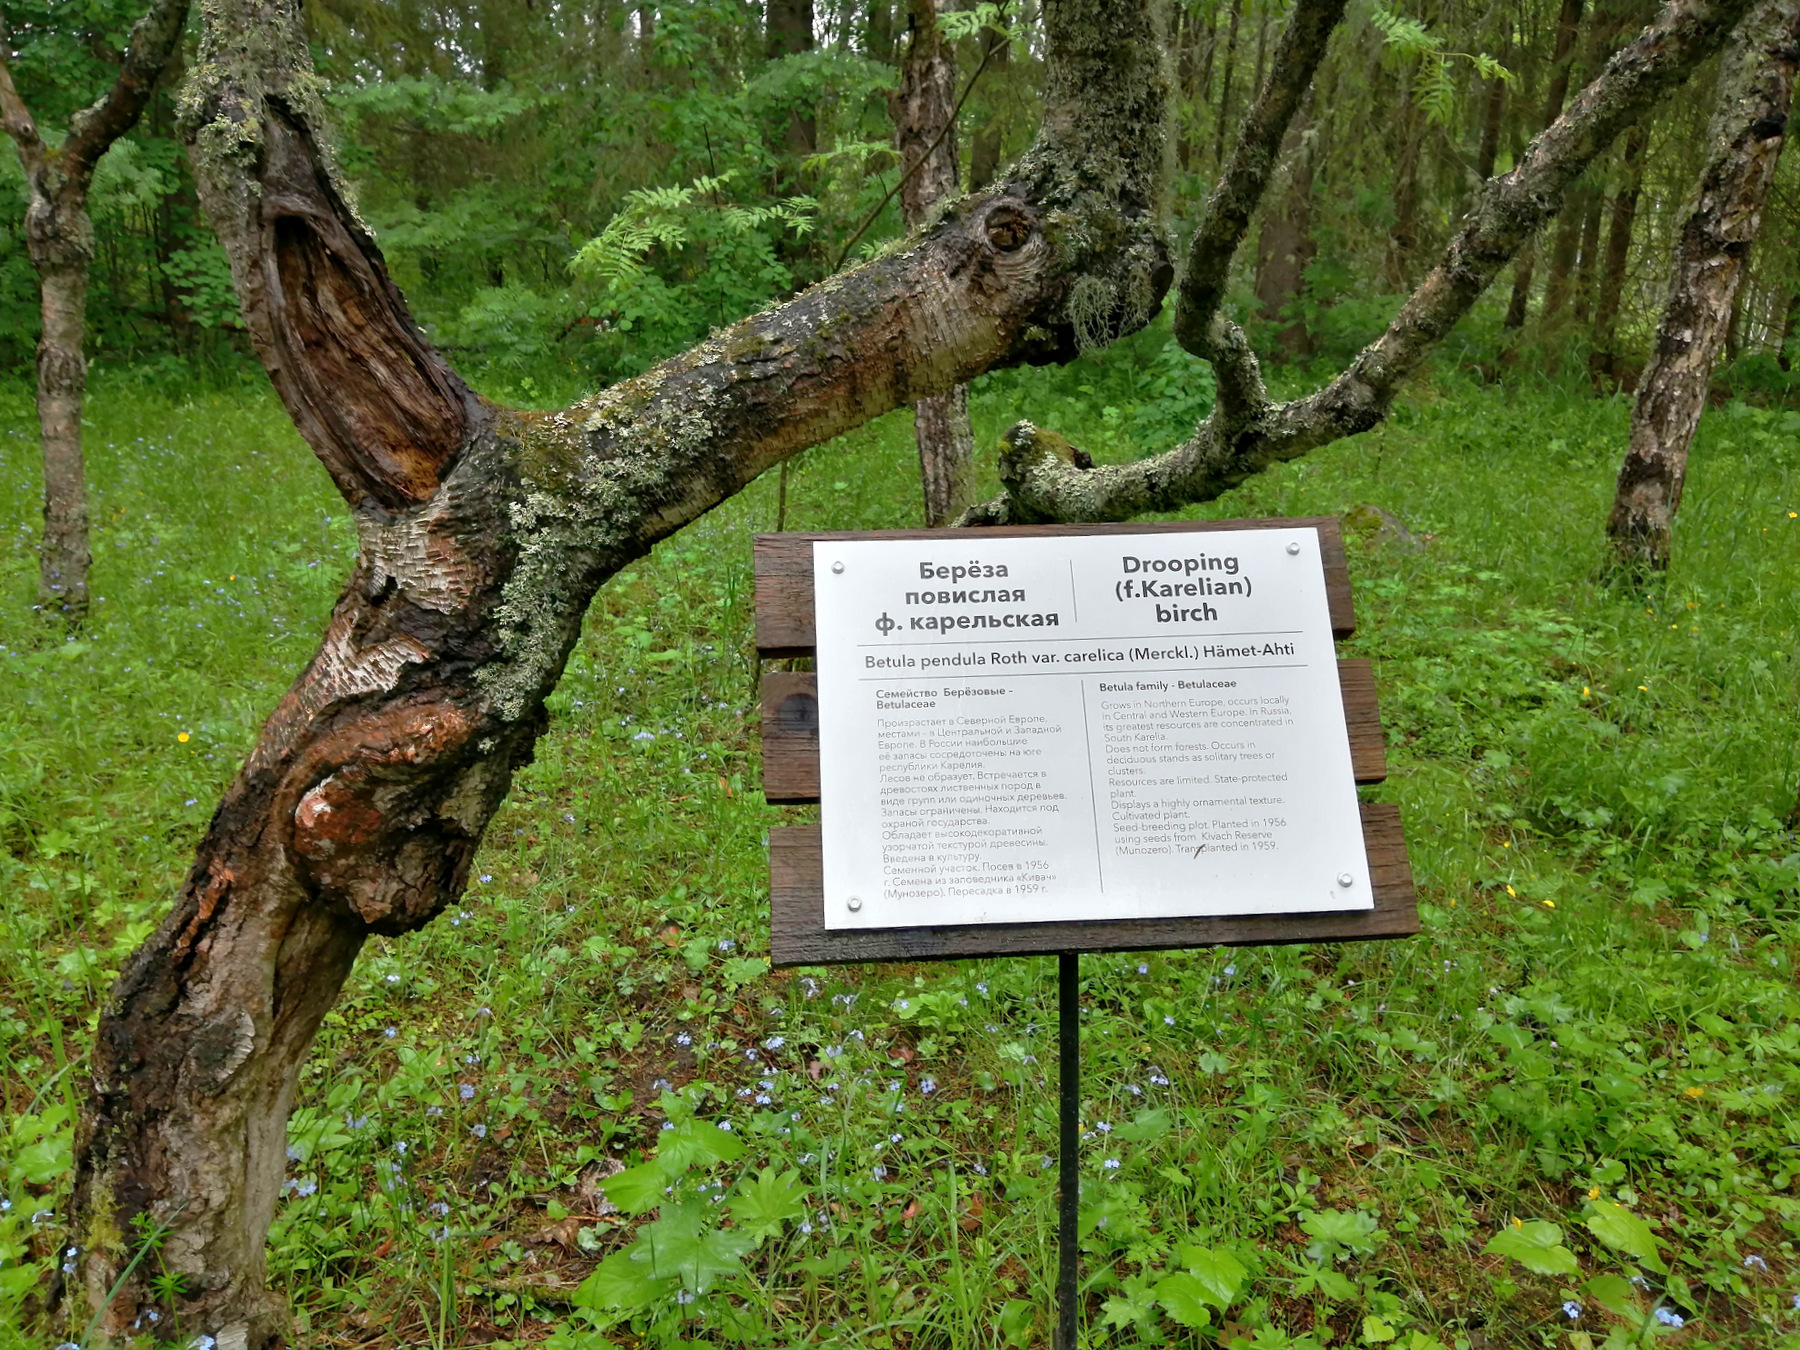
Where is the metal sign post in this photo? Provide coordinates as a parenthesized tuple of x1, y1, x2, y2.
(752, 519, 1419, 1344)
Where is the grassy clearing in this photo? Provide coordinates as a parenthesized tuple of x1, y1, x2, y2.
(1, 338, 1798, 1349)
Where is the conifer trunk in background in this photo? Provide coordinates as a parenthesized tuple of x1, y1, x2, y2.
(969, 12, 1011, 190)
(0, 0, 190, 623)
(1779, 287, 1800, 367)
(1591, 121, 1648, 380)
(895, 0, 975, 526)
(1213, 0, 1243, 167)
(1605, 0, 1800, 574)
(1572, 180, 1607, 322)
(768, 0, 817, 163)
(1507, 0, 1589, 327)
(1254, 109, 1317, 356)
(1476, 72, 1506, 179)
(1386, 100, 1424, 289)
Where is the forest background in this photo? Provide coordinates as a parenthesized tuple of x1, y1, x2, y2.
(4, 1, 1800, 1348)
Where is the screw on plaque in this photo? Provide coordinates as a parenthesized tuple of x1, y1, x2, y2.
(1286, 541, 1301, 555)
(832, 560, 845, 574)
(847, 896, 863, 912)
(1337, 872, 1354, 887)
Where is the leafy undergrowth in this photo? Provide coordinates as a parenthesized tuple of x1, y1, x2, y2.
(2, 342, 1799, 1349)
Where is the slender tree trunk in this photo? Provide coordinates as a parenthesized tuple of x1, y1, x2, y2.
(66, 0, 1177, 1340)
(1255, 110, 1318, 356)
(1778, 287, 1800, 367)
(1386, 101, 1424, 289)
(769, 0, 818, 159)
(895, 0, 976, 526)
(1605, 0, 1799, 574)
(1543, 180, 1591, 319)
(969, 10, 1011, 191)
(1213, 0, 1244, 167)
(1, 4, 191, 625)
(34, 252, 92, 617)
(1506, 0, 1589, 327)
(1476, 72, 1506, 179)
(1573, 175, 1607, 323)
(1591, 121, 1648, 379)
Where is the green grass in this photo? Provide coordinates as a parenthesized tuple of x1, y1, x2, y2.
(2, 340, 1798, 1349)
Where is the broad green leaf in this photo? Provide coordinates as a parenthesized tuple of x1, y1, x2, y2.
(727, 1166, 806, 1240)
(1363, 1314, 1397, 1343)
(12, 1136, 71, 1186)
(998, 1299, 1036, 1347)
(1585, 1201, 1665, 1274)
(1115, 1108, 1172, 1143)
(571, 1246, 676, 1310)
(1153, 1272, 1216, 1329)
(596, 1161, 670, 1215)
(1483, 1220, 1581, 1276)
(657, 1120, 746, 1172)
(1582, 1273, 1641, 1319)
(1175, 1244, 1247, 1307)
(1301, 1207, 1383, 1260)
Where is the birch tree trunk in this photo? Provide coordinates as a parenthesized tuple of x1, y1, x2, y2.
(64, 0, 1175, 1341)
(895, 0, 976, 527)
(1605, 0, 1799, 574)
(0, 0, 190, 623)
(1591, 120, 1648, 381)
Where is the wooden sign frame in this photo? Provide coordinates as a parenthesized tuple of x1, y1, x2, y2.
(754, 519, 1418, 967)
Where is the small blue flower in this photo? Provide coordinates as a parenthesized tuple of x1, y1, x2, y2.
(1744, 1253, 1768, 1271)
(919, 1078, 936, 1095)
(1103, 1158, 1121, 1170)
(470, 1123, 487, 1139)
(1563, 1301, 1581, 1320)
(1653, 1309, 1684, 1328)
(459, 1083, 475, 1100)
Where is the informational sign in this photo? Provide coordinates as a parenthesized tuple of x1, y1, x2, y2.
(812, 529, 1370, 930)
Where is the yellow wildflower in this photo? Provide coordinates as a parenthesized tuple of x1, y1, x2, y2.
(1581, 686, 1590, 697)
(1506, 885, 1516, 897)
(1542, 900, 1555, 909)
(1638, 685, 1648, 692)
(1588, 1187, 1600, 1200)
(177, 732, 190, 743)
(1684, 1086, 1704, 1099)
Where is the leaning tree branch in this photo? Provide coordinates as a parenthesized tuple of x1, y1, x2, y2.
(963, 0, 1759, 526)
(63, 0, 190, 179)
(0, 18, 46, 173)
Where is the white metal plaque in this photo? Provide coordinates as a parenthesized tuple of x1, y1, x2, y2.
(812, 529, 1370, 929)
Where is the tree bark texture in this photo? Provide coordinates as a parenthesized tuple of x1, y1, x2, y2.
(768, 0, 818, 160)
(1605, 0, 1799, 573)
(68, 0, 1174, 1341)
(0, 0, 191, 621)
(963, 0, 1760, 527)
(895, 0, 977, 526)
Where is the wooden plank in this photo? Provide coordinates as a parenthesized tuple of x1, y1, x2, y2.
(767, 803, 1416, 966)
(1337, 658, 1388, 786)
(753, 518, 1356, 657)
(761, 659, 1388, 804)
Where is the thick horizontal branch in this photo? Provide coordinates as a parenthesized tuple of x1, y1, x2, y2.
(965, 0, 1759, 526)
(64, 0, 191, 178)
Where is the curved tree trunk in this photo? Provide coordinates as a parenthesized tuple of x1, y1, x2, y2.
(0, 0, 191, 624)
(65, 0, 1175, 1341)
(895, 0, 976, 527)
(1605, 0, 1799, 574)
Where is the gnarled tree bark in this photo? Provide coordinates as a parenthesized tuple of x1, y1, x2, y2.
(961, 0, 1760, 527)
(1604, 0, 1799, 574)
(64, 0, 1173, 1342)
(894, 0, 977, 526)
(0, 0, 190, 623)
